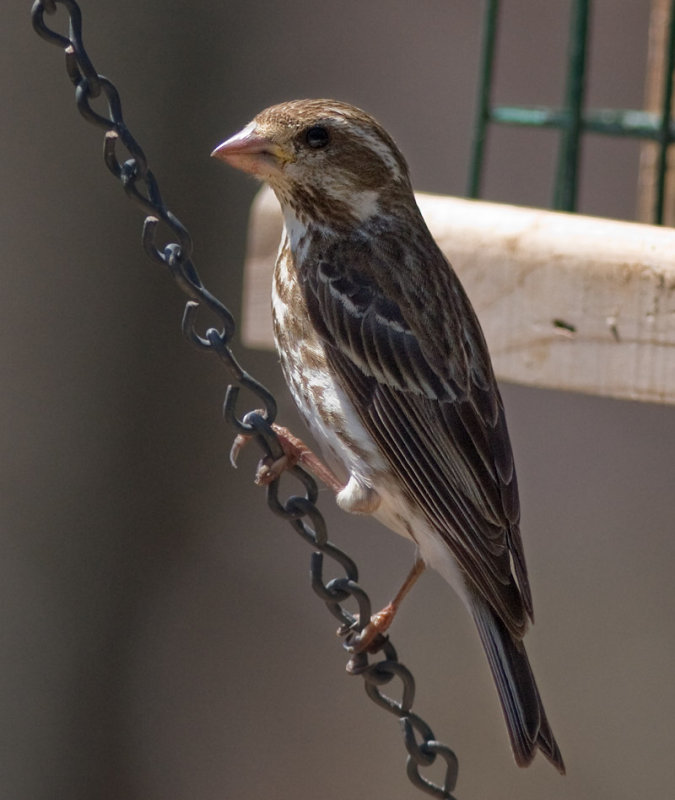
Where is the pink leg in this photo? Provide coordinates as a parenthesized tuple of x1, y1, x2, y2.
(231, 423, 345, 493)
(349, 557, 426, 651)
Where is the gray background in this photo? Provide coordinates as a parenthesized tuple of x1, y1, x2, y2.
(4, 1, 674, 798)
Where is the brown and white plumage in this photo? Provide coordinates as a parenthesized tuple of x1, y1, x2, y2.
(213, 99, 564, 773)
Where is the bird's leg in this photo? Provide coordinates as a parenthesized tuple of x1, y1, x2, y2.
(230, 422, 345, 493)
(257, 424, 345, 490)
(348, 557, 426, 652)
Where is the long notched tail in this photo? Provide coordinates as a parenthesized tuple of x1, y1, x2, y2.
(471, 597, 565, 774)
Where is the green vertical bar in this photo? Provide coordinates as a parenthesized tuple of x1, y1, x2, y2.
(654, 0, 675, 225)
(553, 0, 591, 211)
(467, 0, 499, 198)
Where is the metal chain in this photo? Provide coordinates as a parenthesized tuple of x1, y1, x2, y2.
(31, 2, 459, 796)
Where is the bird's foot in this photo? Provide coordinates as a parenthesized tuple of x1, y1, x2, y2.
(340, 603, 396, 654)
(254, 424, 314, 486)
(230, 422, 344, 492)
(339, 558, 426, 655)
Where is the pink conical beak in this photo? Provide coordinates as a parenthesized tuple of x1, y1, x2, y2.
(211, 122, 283, 177)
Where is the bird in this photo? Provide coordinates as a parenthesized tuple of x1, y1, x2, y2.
(212, 99, 564, 773)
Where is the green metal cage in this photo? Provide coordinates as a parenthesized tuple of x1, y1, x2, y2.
(468, 0, 675, 224)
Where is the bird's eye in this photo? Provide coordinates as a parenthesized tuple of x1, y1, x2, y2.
(305, 125, 330, 149)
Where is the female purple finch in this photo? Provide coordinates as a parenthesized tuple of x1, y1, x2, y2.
(212, 99, 564, 773)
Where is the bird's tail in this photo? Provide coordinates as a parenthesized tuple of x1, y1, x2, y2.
(470, 597, 565, 774)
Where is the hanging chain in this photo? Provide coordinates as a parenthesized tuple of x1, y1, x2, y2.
(31, 2, 459, 796)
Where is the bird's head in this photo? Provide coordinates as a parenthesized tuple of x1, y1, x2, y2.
(212, 99, 413, 230)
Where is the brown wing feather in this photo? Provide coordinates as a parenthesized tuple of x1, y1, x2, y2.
(300, 225, 532, 635)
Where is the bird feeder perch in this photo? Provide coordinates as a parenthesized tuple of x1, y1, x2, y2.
(240, 186, 675, 406)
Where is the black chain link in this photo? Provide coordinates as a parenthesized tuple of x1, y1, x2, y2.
(31, 2, 459, 796)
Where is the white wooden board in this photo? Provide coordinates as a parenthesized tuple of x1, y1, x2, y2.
(240, 187, 675, 405)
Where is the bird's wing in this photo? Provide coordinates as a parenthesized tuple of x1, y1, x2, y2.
(300, 232, 532, 636)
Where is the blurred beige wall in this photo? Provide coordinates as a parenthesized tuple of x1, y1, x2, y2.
(4, 2, 674, 799)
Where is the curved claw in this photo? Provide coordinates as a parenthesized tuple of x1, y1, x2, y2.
(229, 432, 251, 468)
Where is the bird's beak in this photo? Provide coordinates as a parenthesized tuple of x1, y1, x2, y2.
(211, 122, 289, 178)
